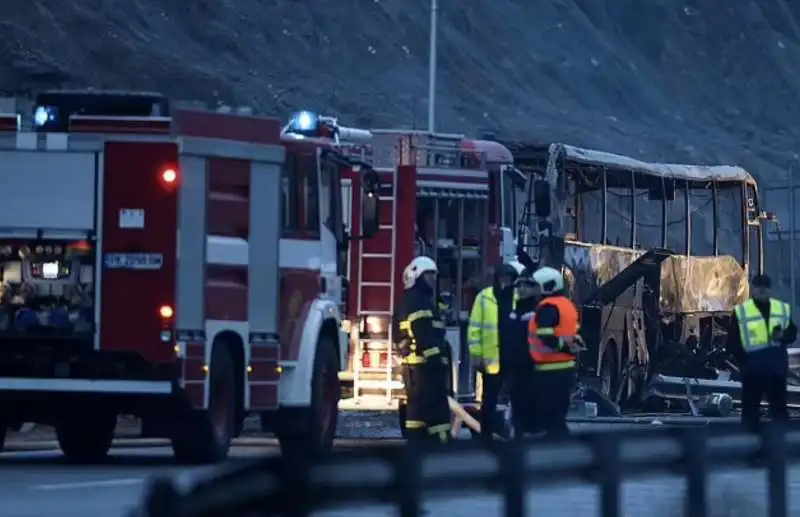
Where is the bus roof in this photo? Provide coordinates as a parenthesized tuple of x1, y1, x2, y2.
(559, 143, 754, 183)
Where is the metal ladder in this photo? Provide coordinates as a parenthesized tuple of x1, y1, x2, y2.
(352, 164, 400, 405)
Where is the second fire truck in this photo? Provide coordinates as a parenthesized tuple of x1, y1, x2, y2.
(280, 112, 529, 409)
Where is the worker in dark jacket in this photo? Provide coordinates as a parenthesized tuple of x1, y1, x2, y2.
(726, 274, 797, 432)
(393, 256, 452, 444)
(467, 262, 522, 445)
(506, 268, 540, 437)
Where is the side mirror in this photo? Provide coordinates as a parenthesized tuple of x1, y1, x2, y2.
(360, 167, 380, 238)
(533, 179, 551, 218)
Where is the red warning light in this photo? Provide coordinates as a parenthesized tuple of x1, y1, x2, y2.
(160, 168, 178, 184)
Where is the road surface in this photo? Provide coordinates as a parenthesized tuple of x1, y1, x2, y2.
(0, 441, 275, 517)
(1, 426, 798, 517)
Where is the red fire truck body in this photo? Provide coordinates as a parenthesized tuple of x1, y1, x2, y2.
(0, 92, 371, 462)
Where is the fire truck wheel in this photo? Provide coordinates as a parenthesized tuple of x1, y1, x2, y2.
(171, 344, 235, 464)
(279, 333, 339, 458)
(0, 424, 7, 453)
(56, 411, 116, 462)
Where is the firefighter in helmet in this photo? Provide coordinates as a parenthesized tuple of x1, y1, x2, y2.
(392, 256, 452, 444)
(467, 261, 523, 445)
(527, 266, 584, 437)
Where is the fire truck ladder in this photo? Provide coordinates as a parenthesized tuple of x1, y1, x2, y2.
(352, 165, 399, 406)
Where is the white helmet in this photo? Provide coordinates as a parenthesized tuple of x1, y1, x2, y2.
(531, 267, 564, 295)
(403, 256, 438, 289)
(506, 260, 525, 276)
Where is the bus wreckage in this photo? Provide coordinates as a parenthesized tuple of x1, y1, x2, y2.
(507, 141, 800, 416)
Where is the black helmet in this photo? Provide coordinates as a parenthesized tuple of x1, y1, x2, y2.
(514, 268, 535, 286)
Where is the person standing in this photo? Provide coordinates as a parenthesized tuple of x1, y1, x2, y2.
(726, 274, 797, 432)
(527, 267, 583, 438)
(506, 268, 540, 438)
(467, 262, 522, 445)
(393, 256, 452, 444)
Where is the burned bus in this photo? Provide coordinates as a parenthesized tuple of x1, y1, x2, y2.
(509, 142, 797, 411)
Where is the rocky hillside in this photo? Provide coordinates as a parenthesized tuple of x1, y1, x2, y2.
(4, 0, 800, 298)
(3, 1, 799, 173)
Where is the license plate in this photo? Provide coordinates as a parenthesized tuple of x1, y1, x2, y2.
(104, 253, 163, 270)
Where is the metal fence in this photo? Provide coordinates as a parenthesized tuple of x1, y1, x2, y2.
(136, 423, 799, 517)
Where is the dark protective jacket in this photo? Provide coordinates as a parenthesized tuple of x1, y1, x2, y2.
(494, 284, 518, 371)
(392, 278, 447, 366)
(726, 298, 798, 376)
(504, 295, 539, 370)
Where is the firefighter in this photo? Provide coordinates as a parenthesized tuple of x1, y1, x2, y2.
(506, 268, 541, 437)
(467, 261, 522, 445)
(527, 266, 583, 438)
(393, 256, 452, 444)
(726, 274, 797, 432)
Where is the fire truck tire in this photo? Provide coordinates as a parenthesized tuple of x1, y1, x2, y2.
(0, 424, 7, 453)
(56, 411, 116, 462)
(171, 344, 235, 464)
(279, 333, 339, 458)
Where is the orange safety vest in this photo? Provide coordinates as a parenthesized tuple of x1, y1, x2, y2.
(527, 295, 579, 370)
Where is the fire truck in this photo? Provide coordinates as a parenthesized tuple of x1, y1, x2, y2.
(0, 91, 379, 463)
(279, 113, 530, 409)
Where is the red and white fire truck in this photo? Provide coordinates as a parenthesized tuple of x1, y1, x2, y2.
(279, 112, 529, 409)
(0, 92, 379, 462)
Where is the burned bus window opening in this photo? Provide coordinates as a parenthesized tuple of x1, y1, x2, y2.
(716, 183, 745, 264)
(633, 174, 664, 250)
(666, 180, 688, 254)
(606, 186, 633, 247)
(688, 186, 714, 256)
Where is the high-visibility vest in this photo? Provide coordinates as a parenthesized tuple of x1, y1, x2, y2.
(467, 287, 518, 374)
(527, 295, 579, 371)
(734, 298, 791, 352)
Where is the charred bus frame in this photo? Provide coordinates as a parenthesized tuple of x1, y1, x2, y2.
(508, 142, 800, 411)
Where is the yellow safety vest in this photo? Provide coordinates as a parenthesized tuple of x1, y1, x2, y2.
(734, 298, 791, 352)
(467, 287, 518, 374)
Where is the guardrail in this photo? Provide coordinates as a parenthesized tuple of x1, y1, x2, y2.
(135, 423, 798, 517)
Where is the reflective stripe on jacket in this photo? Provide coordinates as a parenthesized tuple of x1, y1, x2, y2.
(467, 286, 517, 374)
(527, 295, 579, 371)
(734, 298, 791, 352)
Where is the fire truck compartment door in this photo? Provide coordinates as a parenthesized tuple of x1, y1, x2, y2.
(0, 151, 97, 231)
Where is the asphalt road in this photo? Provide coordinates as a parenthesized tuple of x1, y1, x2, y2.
(0, 422, 795, 517)
(0, 442, 276, 517)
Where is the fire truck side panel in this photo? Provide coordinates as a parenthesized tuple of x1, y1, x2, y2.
(248, 159, 284, 410)
(0, 148, 96, 231)
(174, 153, 207, 408)
(100, 141, 179, 364)
(179, 134, 285, 412)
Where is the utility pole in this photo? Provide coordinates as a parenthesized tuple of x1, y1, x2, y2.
(427, 0, 438, 133)
(790, 159, 797, 312)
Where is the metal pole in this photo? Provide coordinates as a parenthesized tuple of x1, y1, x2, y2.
(790, 160, 796, 313)
(427, 0, 438, 133)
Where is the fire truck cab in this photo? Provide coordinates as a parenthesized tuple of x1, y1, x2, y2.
(0, 92, 378, 462)
(281, 114, 528, 408)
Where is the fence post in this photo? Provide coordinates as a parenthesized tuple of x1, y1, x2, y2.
(397, 442, 423, 517)
(592, 431, 621, 517)
(680, 426, 708, 517)
(500, 438, 525, 517)
(763, 422, 788, 517)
